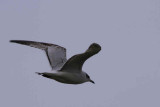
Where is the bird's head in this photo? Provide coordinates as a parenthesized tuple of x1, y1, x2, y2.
(84, 72, 95, 84)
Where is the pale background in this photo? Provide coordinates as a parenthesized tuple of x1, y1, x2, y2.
(0, 0, 160, 107)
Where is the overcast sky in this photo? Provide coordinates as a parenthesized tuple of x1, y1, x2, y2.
(0, 0, 160, 107)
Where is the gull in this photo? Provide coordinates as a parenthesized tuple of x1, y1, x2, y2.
(10, 40, 101, 84)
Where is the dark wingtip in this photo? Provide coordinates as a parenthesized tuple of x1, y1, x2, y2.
(88, 43, 101, 52)
(91, 43, 101, 48)
(10, 40, 29, 45)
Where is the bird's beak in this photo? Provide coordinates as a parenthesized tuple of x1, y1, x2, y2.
(89, 80, 95, 84)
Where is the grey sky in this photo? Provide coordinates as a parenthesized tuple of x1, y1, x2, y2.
(0, 0, 160, 107)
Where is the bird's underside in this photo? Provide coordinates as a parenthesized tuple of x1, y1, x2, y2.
(36, 72, 88, 84)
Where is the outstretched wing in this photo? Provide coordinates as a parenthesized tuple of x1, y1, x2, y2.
(60, 43, 101, 72)
(10, 40, 67, 70)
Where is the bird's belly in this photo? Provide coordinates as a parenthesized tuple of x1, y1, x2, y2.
(53, 72, 85, 84)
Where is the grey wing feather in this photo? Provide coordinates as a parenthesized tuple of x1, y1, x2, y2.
(47, 46, 67, 70)
(60, 43, 101, 72)
(10, 40, 67, 70)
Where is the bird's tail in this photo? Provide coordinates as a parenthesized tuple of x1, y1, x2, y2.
(35, 72, 52, 79)
(35, 72, 43, 75)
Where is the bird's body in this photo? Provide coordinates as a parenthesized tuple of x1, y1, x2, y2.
(10, 40, 101, 84)
(38, 71, 88, 84)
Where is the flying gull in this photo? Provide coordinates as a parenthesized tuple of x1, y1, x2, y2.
(10, 40, 101, 84)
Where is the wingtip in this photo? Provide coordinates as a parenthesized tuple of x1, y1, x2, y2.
(10, 40, 27, 44)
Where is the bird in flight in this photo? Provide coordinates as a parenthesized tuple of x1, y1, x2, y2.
(10, 40, 101, 84)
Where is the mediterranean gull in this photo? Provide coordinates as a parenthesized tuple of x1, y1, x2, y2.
(10, 40, 101, 84)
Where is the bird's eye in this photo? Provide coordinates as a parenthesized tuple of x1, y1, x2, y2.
(86, 74, 90, 79)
